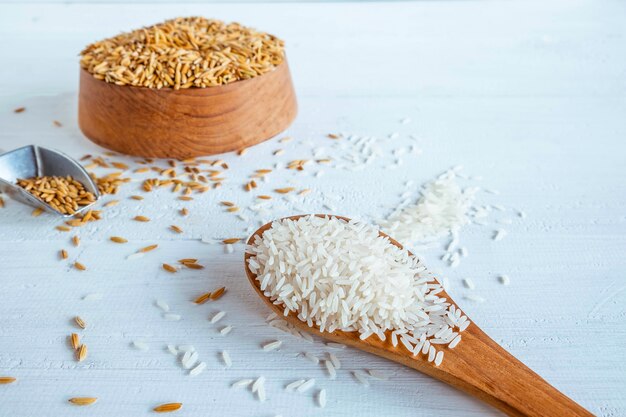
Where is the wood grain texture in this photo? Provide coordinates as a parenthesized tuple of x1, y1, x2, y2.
(245, 215, 593, 417)
(78, 61, 297, 158)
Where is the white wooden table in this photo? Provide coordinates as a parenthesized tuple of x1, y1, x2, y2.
(1, 1, 625, 416)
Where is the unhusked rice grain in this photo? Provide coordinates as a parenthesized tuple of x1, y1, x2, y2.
(68, 397, 97, 406)
(17, 175, 96, 215)
(80, 17, 285, 90)
(153, 402, 182, 413)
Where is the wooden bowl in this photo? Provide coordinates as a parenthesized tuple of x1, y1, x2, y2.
(78, 61, 297, 159)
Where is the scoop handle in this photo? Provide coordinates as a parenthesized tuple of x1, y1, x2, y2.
(401, 324, 593, 417)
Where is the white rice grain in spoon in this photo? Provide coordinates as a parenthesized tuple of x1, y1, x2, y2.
(434, 350, 444, 366)
(448, 334, 462, 349)
(247, 215, 470, 365)
(428, 346, 436, 362)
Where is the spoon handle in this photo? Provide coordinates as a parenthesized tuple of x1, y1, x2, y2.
(403, 324, 593, 417)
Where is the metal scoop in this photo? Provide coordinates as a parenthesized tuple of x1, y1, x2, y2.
(0, 145, 100, 217)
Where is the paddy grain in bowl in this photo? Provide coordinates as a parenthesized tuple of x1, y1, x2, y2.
(78, 17, 297, 159)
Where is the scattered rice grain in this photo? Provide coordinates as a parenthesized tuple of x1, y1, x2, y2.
(221, 350, 232, 368)
(262, 340, 282, 352)
(68, 397, 97, 406)
(153, 402, 182, 413)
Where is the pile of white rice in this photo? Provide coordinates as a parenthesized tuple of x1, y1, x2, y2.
(246, 215, 470, 365)
(379, 169, 477, 245)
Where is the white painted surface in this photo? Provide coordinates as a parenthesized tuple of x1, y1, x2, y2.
(0, 1, 625, 416)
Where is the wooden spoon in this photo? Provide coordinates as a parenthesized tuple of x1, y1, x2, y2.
(244, 214, 593, 417)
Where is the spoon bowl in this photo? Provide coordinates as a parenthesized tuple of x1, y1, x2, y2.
(244, 214, 592, 417)
(0, 145, 100, 216)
